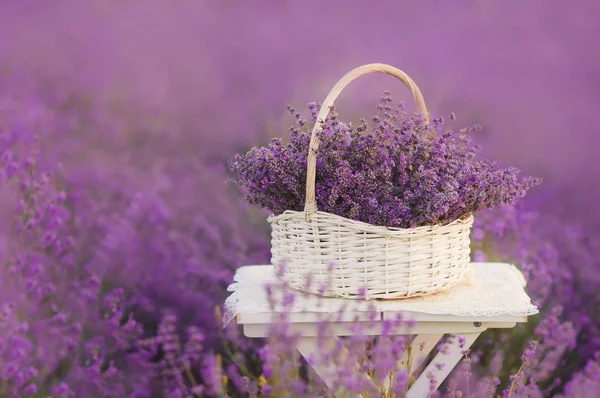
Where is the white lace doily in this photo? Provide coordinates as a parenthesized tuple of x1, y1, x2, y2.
(223, 262, 539, 328)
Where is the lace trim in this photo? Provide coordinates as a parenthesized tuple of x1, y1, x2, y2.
(223, 262, 538, 328)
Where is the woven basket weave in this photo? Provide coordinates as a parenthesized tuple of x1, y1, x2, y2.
(268, 63, 473, 300)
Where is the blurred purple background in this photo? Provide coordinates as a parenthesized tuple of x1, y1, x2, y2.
(1, 1, 598, 222)
(1, 2, 599, 394)
(1, 0, 599, 335)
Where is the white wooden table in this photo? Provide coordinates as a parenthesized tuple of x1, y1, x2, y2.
(224, 263, 539, 397)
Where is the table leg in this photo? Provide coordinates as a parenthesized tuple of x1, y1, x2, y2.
(377, 334, 443, 393)
(296, 336, 374, 398)
(402, 334, 445, 378)
(296, 336, 340, 391)
(405, 332, 480, 398)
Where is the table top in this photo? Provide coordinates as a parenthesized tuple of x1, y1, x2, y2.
(223, 262, 539, 328)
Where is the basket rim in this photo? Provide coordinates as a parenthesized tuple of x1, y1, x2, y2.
(267, 209, 474, 235)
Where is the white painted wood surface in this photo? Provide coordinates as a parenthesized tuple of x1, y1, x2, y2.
(239, 314, 523, 396)
(230, 262, 537, 397)
(405, 333, 480, 398)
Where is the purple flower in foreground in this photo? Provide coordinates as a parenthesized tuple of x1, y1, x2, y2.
(201, 354, 223, 396)
(557, 353, 600, 398)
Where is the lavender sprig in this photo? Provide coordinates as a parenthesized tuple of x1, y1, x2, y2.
(229, 93, 541, 228)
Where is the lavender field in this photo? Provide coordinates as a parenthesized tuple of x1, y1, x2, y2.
(1, 1, 599, 397)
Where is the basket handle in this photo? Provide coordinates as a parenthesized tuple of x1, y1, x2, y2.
(304, 63, 430, 219)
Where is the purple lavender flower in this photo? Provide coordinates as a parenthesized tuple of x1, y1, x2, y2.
(230, 95, 541, 228)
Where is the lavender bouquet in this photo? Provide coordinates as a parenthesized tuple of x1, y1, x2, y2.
(229, 93, 540, 229)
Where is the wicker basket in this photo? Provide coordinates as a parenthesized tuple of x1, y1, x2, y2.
(268, 63, 473, 300)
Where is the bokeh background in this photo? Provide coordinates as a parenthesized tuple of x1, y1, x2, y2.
(1, 1, 599, 396)
(3, 0, 598, 223)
